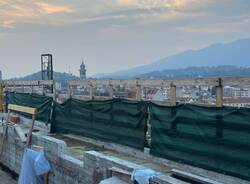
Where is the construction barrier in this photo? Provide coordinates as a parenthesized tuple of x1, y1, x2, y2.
(4, 92, 53, 124)
(4, 91, 250, 180)
(50, 99, 148, 150)
(150, 103, 250, 180)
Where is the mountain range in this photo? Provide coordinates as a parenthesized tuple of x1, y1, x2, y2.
(10, 37, 250, 82)
(136, 66, 250, 79)
(94, 38, 250, 78)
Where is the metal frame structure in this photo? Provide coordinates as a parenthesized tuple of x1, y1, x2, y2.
(41, 54, 53, 81)
(41, 54, 53, 93)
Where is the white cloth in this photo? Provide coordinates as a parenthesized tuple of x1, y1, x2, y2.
(131, 168, 159, 184)
(18, 148, 51, 184)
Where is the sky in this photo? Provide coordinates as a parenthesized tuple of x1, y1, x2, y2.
(0, 0, 250, 79)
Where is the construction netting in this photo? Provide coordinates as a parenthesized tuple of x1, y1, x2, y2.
(50, 99, 148, 150)
(150, 103, 250, 180)
(4, 92, 53, 124)
(4, 91, 250, 180)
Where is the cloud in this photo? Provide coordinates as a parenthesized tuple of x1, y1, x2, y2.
(0, 0, 249, 31)
(116, 0, 193, 9)
(0, 0, 74, 27)
(36, 2, 73, 14)
(0, 20, 15, 28)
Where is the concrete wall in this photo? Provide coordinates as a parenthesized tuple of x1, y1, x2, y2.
(0, 125, 184, 184)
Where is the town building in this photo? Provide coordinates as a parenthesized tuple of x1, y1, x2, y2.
(232, 88, 249, 98)
(224, 97, 250, 108)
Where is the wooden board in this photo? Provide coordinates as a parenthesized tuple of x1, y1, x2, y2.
(8, 104, 37, 115)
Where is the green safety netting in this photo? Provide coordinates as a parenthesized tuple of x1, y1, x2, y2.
(150, 103, 250, 180)
(5, 91, 53, 124)
(50, 98, 148, 150)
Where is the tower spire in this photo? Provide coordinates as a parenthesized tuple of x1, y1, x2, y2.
(79, 58, 86, 80)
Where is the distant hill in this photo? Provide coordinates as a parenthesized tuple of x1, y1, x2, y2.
(135, 66, 250, 79)
(14, 71, 79, 87)
(94, 38, 250, 78)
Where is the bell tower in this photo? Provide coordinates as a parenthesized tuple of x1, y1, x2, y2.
(79, 59, 86, 80)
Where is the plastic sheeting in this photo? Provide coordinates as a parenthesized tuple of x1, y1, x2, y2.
(131, 168, 159, 184)
(150, 103, 250, 181)
(18, 148, 51, 184)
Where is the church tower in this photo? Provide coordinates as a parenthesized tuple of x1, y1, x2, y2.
(79, 59, 86, 80)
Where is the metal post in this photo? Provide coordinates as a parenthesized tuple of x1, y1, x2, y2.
(216, 78, 223, 107)
(170, 82, 177, 106)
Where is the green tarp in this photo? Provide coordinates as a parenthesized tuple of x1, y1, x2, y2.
(5, 92, 53, 124)
(150, 103, 250, 180)
(5, 91, 250, 180)
(51, 99, 147, 150)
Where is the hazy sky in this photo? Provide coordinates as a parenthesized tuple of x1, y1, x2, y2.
(0, 0, 250, 79)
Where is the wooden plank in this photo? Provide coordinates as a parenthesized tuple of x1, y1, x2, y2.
(170, 82, 177, 106)
(68, 78, 221, 87)
(8, 104, 37, 115)
(26, 113, 36, 147)
(4, 80, 54, 86)
(136, 85, 142, 100)
(38, 80, 54, 86)
(171, 169, 223, 184)
(68, 77, 250, 87)
(4, 80, 39, 86)
(109, 84, 114, 99)
(216, 78, 223, 107)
